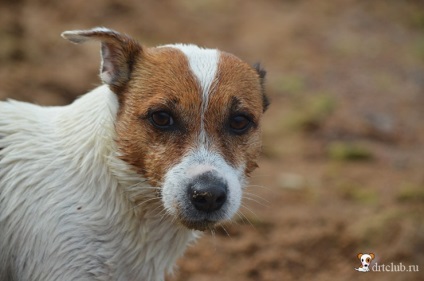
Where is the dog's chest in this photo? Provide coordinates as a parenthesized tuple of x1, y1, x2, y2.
(68, 203, 195, 280)
(0, 170, 195, 281)
(0, 89, 196, 281)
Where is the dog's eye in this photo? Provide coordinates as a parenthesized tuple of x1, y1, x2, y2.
(229, 115, 251, 134)
(150, 111, 174, 129)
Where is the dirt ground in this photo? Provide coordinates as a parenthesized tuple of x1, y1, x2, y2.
(1, 1, 423, 280)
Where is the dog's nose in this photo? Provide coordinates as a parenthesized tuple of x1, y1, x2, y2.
(189, 184, 227, 212)
(188, 172, 227, 213)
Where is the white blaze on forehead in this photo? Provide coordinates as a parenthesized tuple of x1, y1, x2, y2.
(164, 44, 219, 103)
(160, 44, 220, 143)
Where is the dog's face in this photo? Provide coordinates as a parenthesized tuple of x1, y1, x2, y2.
(62, 28, 268, 230)
(357, 253, 375, 268)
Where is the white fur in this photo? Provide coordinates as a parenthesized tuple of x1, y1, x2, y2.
(61, 27, 113, 44)
(0, 85, 197, 281)
(163, 44, 218, 104)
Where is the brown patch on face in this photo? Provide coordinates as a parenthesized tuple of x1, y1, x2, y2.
(205, 52, 265, 175)
(115, 47, 202, 186)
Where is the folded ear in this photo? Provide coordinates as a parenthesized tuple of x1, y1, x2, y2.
(61, 27, 142, 92)
(369, 253, 375, 260)
(357, 253, 363, 259)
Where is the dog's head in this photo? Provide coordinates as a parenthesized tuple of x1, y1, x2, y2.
(62, 28, 268, 230)
(357, 253, 375, 268)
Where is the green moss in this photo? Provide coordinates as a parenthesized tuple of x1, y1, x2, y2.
(285, 94, 336, 131)
(328, 142, 373, 161)
(276, 74, 306, 96)
(413, 36, 424, 60)
(410, 9, 424, 30)
(337, 182, 378, 205)
(397, 185, 424, 203)
(261, 144, 281, 159)
(349, 209, 405, 248)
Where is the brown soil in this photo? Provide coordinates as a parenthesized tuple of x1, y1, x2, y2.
(1, 1, 423, 280)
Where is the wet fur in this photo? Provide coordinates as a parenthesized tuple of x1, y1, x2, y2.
(0, 27, 267, 281)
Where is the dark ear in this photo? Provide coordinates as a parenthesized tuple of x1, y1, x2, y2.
(61, 27, 142, 92)
(253, 63, 269, 112)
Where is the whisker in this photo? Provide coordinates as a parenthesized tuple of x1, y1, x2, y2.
(245, 184, 272, 191)
(243, 192, 270, 204)
(157, 209, 170, 223)
(208, 227, 219, 252)
(147, 202, 165, 215)
(219, 224, 232, 239)
(209, 228, 216, 240)
(234, 212, 245, 225)
(132, 197, 159, 210)
(240, 203, 260, 221)
(120, 183, 159, 197)
(243, 197, 269, 208)
(248, 173, 274, 178)
(236, 210, 256, 229)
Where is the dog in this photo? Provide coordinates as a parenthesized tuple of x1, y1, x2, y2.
(355, 253, 375, 272)
(0, 27, 268, 281)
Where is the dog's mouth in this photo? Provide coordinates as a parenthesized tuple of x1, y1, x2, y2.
(173, 196, 231, 231)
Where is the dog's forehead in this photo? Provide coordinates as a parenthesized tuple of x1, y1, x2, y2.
(145, 44, 261, 107)
(161, 44, 219, 99)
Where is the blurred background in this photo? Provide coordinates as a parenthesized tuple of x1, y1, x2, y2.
(1, 0, 423, 280)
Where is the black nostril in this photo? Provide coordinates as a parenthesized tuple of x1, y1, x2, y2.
(189, 175, 228, 213)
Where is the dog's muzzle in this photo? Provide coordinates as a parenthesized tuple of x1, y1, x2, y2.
(161, 148, 243, 231)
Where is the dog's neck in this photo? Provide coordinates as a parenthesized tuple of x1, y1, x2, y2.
(0, 84, 196, 280)
(54, 85, 197, 280)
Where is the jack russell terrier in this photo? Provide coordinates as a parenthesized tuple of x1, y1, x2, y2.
(0, 27, 268, 281)
(355, 253, 375, 272)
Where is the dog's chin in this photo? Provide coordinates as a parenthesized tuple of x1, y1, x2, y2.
(179, 218, 219, 231)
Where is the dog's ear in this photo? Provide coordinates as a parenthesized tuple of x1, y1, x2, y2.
(253, 63, 269, 113)
(369, 253, 375, 260)
(61, 27, 142, 92)
(357, 253, 363, 259)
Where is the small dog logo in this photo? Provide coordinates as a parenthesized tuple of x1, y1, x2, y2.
(355, 253, 375, 272)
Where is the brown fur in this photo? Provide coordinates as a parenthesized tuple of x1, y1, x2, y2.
(115, 45, 265, 187)
(116, 47, 203, 187)
(206, 52, 265, 175)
